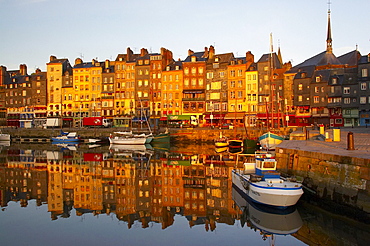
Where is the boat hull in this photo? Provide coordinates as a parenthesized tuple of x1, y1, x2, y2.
(258, 132, 284, 150)
(109, 137, 146, 145)
(232, 170, 303, 208)
(51, 138, 81, 143)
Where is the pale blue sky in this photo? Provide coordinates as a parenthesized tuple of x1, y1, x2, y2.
(1, 0, 369, 71)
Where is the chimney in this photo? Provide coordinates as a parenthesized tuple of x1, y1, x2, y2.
(126, 47, 133, 61)
(35, 68, 41, 73)
(20, 64, 27, 76)
(246, 51, 254, 63)
(49, 55, 57, 62)
(188, 49, 194, 56)
(203, 47, 208, 58)
(209, 45, 215, 59)
(105, 59, 110, 69)
(140, 48, 148, 57)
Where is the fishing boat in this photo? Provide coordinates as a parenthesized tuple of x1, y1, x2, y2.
(109, 131, 146, 145)
(258, 131, 284, 150)
(51, 130, 81, 143)
(232, 151, 303, 208)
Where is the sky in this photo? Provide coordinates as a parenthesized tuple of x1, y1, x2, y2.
(1, 0, 369, 72)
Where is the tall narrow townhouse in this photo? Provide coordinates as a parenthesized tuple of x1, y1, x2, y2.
(30, 69, 48, 128)
(150, 47, 174, 127)
(227, 51, 254, 126)
(182, 48, 207, 124)
(46, 56, 72, 118)
(72, 58, 103, 127)
(358, 53, 370, 126)
(0, 66, 8, 125)
(205, 46, 234, 126)
(135, 48, 151, 125)
(114, 48, 139, 127)
(244, 54, 259, 127)
(101, 59, 115, 118)
(162, 61, 183, 117)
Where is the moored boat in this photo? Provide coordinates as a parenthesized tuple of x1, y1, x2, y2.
(109, 132, 146, 145)
(0, 132, 11, 141)
(51, 131, 81, 143)
(232, 151, 303, 208)
(215, 132, 229, 148)
(258, 131, 284, 150)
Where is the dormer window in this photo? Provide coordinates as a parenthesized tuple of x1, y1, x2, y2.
(316, 76, 321, 82)
(332, 77, 337, 84)
(175, 66, 179, 70)
(166, 66, 170, 71)
(215, 57, 219, 62)
(191, 56, 196, 62)
(301, 73, 306, 78)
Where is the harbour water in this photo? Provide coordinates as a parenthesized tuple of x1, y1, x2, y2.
(0, 142, 369, 246)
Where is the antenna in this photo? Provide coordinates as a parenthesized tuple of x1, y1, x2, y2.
(328, 0, 331, 13)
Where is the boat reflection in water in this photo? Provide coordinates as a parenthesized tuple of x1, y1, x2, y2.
(232, 186, 302, 243)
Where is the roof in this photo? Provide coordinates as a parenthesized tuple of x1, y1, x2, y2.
(47, 58, 69, 64)
(183, 51, 207, 62)
(337, 50, 361, 66)
(257, 53, 282, 69)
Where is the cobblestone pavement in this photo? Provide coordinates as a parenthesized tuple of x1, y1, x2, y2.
(280, 127, 370, 159)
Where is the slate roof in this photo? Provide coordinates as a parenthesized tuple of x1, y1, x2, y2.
(183, 52, 207, 62)
(47, 58, 69, 64)
(358, 54, 370, 64)
(257, 53, 282, 69)
(337, 50, 361, 66)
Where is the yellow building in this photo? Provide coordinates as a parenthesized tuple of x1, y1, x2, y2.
(72, 58, 103, 126)
(245, 67, 259, 127)
(46, 56, 72, 118)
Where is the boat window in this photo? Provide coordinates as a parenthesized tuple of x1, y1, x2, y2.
(263, 162, 276, 169)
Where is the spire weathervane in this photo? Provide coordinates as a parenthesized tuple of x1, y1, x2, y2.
(326, 0, 333, 53)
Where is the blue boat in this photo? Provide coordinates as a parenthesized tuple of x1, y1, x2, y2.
(51, 130, 81, 143)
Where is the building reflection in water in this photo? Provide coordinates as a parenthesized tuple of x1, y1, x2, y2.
(1, 144, 369, 245)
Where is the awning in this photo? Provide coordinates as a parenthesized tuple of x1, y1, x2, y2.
(224, 113, 245, 120)
(204, 113, 225, 120)
(132, 117, 149, 122)
(167, 115, 191, 121)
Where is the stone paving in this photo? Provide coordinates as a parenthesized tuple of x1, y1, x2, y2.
(279, 127, 370, 160)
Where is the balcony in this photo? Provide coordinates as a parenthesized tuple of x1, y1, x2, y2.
(182, 97, 205, 102)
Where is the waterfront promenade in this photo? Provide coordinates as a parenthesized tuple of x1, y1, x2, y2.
(284, 127, 370, 160)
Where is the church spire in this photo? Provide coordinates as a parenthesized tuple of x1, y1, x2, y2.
(326, 1, 333, 53)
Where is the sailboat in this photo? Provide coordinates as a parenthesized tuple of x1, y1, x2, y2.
(258, 34, 284, 150)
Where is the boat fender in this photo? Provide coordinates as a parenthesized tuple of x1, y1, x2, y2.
(241, 177, 249, 190)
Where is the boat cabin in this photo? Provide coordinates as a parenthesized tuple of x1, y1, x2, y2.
(255, 153, 280, 179)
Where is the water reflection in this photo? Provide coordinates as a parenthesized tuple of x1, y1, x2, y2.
(0, 143, 369, 246)
(232, 187, 302, 243)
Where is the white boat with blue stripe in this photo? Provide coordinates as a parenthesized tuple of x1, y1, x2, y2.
(232, 151, 303, 208)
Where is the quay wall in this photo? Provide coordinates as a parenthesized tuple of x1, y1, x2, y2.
(276, 143, 370, 222)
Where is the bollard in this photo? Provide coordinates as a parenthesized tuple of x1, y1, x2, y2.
(333, 128, 340, 142)
(319, 125, 324, 135)
(347, 132, 354, 150)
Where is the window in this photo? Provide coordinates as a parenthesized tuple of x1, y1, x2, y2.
(362, 68, 368, 77)
(298, 84, 303, 91)
(344, 98, 351, 104)
(361, 82, 367, 90)
(298, 95, 302, 102)
(332, 77, 337, 84)
(314, 96, 319, 103)
(315, 76, 321, 82)
(343, 87, 350, 94)
(360, 97, 366, 104)
(314, 87, 319, 93)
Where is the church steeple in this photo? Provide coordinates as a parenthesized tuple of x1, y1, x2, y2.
(326, 1, 333, 53)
